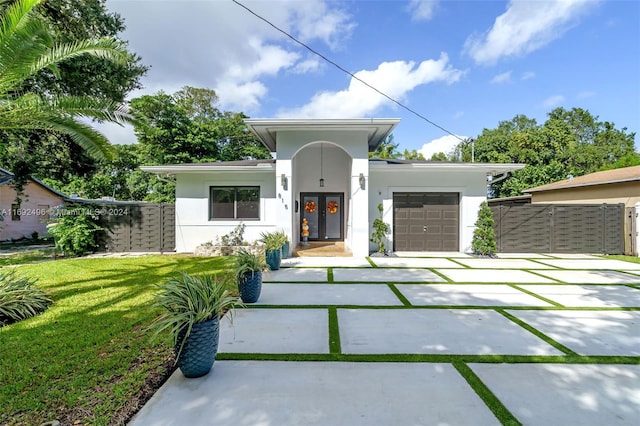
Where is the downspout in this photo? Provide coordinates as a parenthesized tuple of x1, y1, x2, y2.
(488, 171, 511, 186)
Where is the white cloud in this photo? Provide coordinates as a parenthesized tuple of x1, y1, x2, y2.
(106, 0, 354, 112)
(543, 94, 565, 108)
(407, 0, 439, 21)
(491, 71, 512, 84)
(420, 134, 466, 159)
(278, 53, 464, 118)
(453, 111, 464, 119)
(291, 57, 324, 74)
(521, 71, 536, 80)
(464, 0, 598, 65)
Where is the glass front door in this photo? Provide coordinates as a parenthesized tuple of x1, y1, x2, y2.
(301, 193, 343, 241)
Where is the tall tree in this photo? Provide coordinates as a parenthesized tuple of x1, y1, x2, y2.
(130, 87, 270, 166)
(370, 134, 401, 159)
(0, 0, 147, 194)
(453, 108, 636, 198)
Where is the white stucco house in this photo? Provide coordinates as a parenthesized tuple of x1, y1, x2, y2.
(142, 118, 524, 256)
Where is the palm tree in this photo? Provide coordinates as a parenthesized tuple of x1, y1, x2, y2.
(0, 0, 132, 160)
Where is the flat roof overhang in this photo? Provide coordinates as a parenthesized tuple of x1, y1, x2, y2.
(244, 118, 401, 152)
(140, 162, 276, 176)
(368, 161, 526, 176)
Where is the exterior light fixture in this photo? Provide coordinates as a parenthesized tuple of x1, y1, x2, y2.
(319, 143, 325, 187)
(359, 173, 365, 190)
(281, 174, 288, 190)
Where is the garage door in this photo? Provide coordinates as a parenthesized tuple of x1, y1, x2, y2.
(393, 192, 459, 251)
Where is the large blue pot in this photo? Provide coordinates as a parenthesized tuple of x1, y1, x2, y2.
(238, 271, 262, 303)
(176, 318, 219, 378)
(281, 242, 290, 259)
(265, 249, 281, 270)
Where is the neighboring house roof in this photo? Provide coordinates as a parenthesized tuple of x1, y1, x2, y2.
(142, 158, 525, 177)
(244, 118, 400, 152)
(524, 166, 640, 193)
(0, 168, 68, 199)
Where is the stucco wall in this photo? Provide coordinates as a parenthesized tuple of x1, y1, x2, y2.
(531, 181, 640, 207)
(277, 130, 370, 256)
(368, 168, 488, 253)
(0, 181, 65, 241)
(174, 171, 276, 252)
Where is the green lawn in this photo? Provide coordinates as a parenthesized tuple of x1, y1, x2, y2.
(0, 255, 234, 426)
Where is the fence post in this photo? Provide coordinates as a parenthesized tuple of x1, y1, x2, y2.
(635, 203, 640, 257)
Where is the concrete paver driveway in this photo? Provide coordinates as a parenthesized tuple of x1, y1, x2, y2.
(131, 254, 640, 426)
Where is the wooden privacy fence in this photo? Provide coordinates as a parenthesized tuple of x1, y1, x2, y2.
(102, 203, 175, 252)
(490, 203, 625, 254)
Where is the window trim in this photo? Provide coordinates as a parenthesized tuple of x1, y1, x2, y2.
(209, 186, 260, 221)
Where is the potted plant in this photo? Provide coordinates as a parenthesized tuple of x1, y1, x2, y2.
(260, 231, 284, 270)
(234, 249, 268, 303)
(149, 272, 241, 378)
(275, 230, 290, 259)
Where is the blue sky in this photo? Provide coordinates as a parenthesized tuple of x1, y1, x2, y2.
(104, 0, 639, 157)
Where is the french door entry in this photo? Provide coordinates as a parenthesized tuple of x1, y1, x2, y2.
(301, 193, 344, 241)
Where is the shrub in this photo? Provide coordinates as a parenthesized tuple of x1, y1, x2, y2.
(472, 201, 497, 256)
(218, 223, 246, 246)
(0, 270, 52, 326)
(370, 203, 390, 253)
(47, 206, 104, 255)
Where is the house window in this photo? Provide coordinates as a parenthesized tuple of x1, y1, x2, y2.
(11, 204, 20, 221)
(210, 186, 260, 220)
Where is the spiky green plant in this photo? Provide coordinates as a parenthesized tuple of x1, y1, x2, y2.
(0, 0, 133, 161)
(0, 269, 51, 326)
(260, 231, 284, 251)
(234, 249, 268, 279)
(149, 273, 241, 361)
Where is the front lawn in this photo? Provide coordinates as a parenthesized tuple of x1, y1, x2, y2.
(0, 255, 234, 425)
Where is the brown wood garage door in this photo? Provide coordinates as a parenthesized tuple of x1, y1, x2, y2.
(393, 192, 459, 251)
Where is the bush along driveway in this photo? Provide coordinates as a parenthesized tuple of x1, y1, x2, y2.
(132, 253, 640, 426)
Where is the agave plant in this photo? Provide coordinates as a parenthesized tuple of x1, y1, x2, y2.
(0, 269, 52, 326)
(149, 273, 241, 361)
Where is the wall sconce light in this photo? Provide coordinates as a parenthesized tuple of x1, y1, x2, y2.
(319, 178, 325, 187)
(359, 173, 366, 190)
(281, 174, 288, 190)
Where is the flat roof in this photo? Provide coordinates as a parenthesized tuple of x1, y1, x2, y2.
(142, 158, 524, 176)
(244, 118, 400, 152)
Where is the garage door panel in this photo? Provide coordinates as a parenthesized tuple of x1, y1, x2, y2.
(394, 192, 459, 252)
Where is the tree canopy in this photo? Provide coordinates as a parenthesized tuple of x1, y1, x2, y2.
(41, 87, 272, 203)
(0, 0, 147, 199)
(452, 107, 637, 198)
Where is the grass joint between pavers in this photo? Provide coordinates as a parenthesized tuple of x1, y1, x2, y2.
(453, 361, 522, 426)
(328, 307, 341, 354)
(496, 308, 579, 356)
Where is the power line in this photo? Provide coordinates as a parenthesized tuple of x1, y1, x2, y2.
(231, 0, 465, 142)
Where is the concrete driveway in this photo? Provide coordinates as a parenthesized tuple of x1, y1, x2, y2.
(130, 253, 640, 425)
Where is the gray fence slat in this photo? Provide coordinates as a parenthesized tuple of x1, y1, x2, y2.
(490, 203, 624, 254)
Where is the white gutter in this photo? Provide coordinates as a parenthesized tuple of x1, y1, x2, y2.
(140, 164, 276, 174)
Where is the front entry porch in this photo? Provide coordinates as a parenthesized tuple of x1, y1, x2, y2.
(293, 241, 352, 257)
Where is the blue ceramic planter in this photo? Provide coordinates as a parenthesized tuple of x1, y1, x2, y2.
(238, 271, 262, 303)
(281, 242, 290, 259)
(265, 249, 281, 270)
(176, 318, 219, 378)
